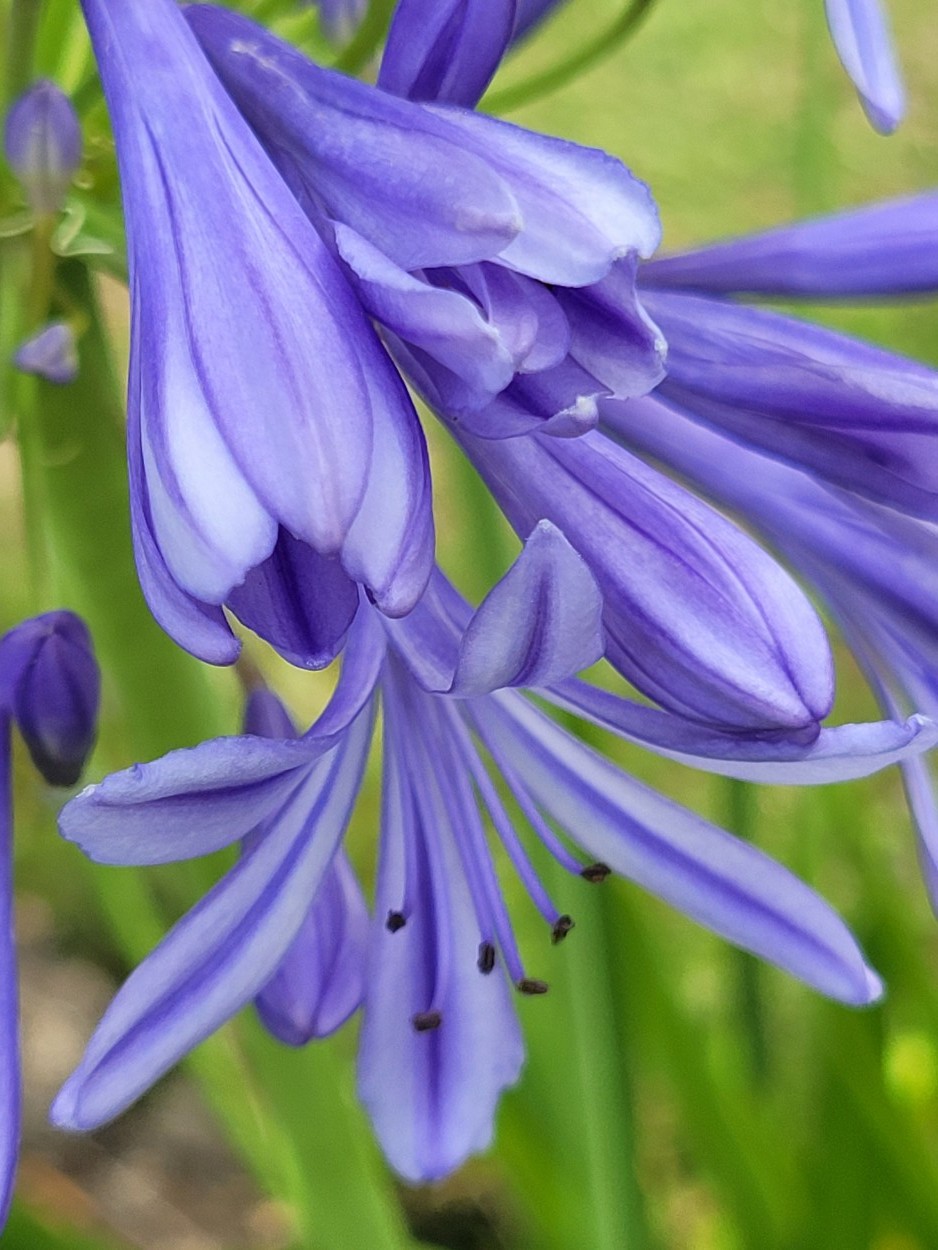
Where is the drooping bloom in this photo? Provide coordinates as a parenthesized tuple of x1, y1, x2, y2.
(80, 0, 433, 669)
(189, 7, 843, 740)
(0, 611, 99, 1230)
(3, 80, 82, 216)
(53, 530, 935, 1181)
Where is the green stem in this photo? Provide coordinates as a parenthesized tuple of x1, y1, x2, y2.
(725, 779, 770, 1085)
(3, 0, 43, 107)
(485, 0, 658, 114)
(546, 860, 649, 1250)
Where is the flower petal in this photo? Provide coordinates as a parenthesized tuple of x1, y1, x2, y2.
(379, 0, 516, 107)
(227, 528, 359, 670)
(824, 0, 905, 133)
(457, 424, 834, 732)
(187, 6, 523, 271)
(641, 192, 938, 298)
(548, 678, 938, 783)
(256, 852, 368, 1044)
(642, 291, 938, 521)
(52, 705, 374, 1130)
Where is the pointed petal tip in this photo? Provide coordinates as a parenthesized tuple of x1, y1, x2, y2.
(861, 965, 886, 1005)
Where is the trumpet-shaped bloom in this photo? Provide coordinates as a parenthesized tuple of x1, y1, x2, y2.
(80, 0, 433, 668)
(0, 611, 99, 1231)
(54, 529, 933, 1181)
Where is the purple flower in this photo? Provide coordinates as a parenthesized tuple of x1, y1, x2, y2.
(54, 531, 932, 1181)
(0, 611, 100, 1230)
(311, 0, 367, 43)
(824, 0, 905, 133)
(3, 80, 82, 215)
(13, 323, 78, 386)
(80, 0, 434, 669)
(186, 9, 845, 738)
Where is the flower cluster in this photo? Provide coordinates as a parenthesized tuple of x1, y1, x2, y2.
(1, 0, 936, 1215)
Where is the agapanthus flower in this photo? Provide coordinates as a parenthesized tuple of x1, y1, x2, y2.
(309, 0, 367, 43)
(52, 530, 936, 1181)
(79, 0, 433, 669)
(3, 80, 82, 216)
(189, 7, 843, 741)
(0, 611, 99, 1229)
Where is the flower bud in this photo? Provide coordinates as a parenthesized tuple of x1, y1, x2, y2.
(4, 80, 81, 215)
(13, 322, 78, 385)
(3, 612, 99, 787)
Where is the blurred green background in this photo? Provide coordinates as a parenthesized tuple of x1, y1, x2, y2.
(3, 0, 938, 1247)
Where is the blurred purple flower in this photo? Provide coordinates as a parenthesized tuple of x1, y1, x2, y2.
(54, 531, 934, 1180)
(0, 611, 99, 1230)
(311, 0, 367, 42)
(13, 322, 78, 386)
(80, 0, 433, 669)
(3, 80, 81, 215)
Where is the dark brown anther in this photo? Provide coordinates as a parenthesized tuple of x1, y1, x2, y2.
(386, 910, 407, 933)
(551, 914, 575, 944)
(518, 978, 549, 996)
(581, 862, 611, 883)
(477, 941, 496, 974)
(412, 1010, 443, 1032)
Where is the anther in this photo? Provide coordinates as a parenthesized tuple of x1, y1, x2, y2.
(386, 910, 407, 933)
(478, 941, 496, 974)
(412, 1010, 442, 1032)
(581, 862, 611, 883)
(518, 978, 549, 996)
(551, 915, 575, 944)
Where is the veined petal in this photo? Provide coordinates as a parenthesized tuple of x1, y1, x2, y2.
(358, 689, 523, 1182)
(474, 693, 881, 1005)
(558, 257, 667, 399)
(641, 192, 938, 297)
(643, 290, 938, 520)
(227, 529, 359, 670)
(334, 226, 516, 404)
(548, 678, 938, 784)
(824, 0, 905, 133)
(52, 706, 374, 1131)
(256, 852, 368, 1044)
(457, 425, 834, 732)
(187, 6, 523, 271)
(384, 526, 603, 695)
(423, 104, 661, 285)
(379, 0, 516, 107)
(58, 735, 318, 866)
(0, 725, 19, 1230)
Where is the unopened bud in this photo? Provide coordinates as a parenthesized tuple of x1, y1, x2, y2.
(13, 322, 78, 385)
(4, 80, 82, 216)
(2, 612, 99, 786)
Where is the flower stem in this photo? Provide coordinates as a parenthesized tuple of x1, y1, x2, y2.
(485, 0, 659, 114)
(725, 778, 769, 1084)
(4, 0, 43, 109)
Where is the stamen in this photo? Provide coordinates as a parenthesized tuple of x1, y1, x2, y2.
(494, 753, 585, 876)
(551, 914, 574, 944)
(518, 979, 549, 996)
(581, 862, 612, 883)
(478, 941, 496, 974)
(452, 712, 565, 929)
(412, 1010, 443, 1032)
(386, 910, 407, 933)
